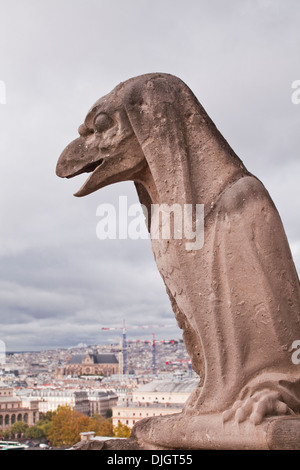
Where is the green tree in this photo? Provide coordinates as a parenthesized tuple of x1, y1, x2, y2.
(2, 429, 10, 439)
(25, 424, 46, 439)
(10, 421, 29, 437)
(24, 412, 53, 440)
(113, 422, 131, 438)
(38, 420, 52, 438)
(38, 411, 56, 423)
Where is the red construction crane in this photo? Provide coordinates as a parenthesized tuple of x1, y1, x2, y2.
(165, 359, 191, 364)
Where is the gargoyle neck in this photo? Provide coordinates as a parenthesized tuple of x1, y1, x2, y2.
(135, 119, 248, 210)
(178, 117, 249, 208)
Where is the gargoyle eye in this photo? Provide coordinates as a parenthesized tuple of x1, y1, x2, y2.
(94, 113, 113, 134)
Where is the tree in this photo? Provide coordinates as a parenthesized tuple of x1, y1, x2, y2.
(47, 406, 90, 448)
(46, 406, 116, 448)
(113, 422, 131, 438)
(25, 412, 53, 439)
(25, 423, 47, 439)
(2, 429, 10, 439)
(88, 414, 114, 437)
(38, 411, 56, 423)
(10, 421, 29, 438)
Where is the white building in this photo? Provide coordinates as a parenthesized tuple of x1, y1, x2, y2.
(19, 389, 90, 415)
(132, 378, 198, 405)
(112, 378, 199, 429)
(18, 388, 118, 418)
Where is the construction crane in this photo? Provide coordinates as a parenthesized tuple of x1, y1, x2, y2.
(101, 320, 129, 374)
(101, 320, 166, 375)
(152, 333, 156, 375)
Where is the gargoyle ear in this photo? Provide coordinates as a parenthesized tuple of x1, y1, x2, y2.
(124, 74, 192, 204)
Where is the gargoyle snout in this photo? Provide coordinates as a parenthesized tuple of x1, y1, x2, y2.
(56, 143, 74, 178)
(56, 139, 82, 179)
(56, 137, 99, 179)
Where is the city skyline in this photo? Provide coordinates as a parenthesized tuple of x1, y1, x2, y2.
(0, 0, 299, 351)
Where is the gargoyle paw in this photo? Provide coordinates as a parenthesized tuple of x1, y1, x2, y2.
(222, 390, 293, 425)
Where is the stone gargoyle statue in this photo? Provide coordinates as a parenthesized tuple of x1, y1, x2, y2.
(56, 73, 300, 450)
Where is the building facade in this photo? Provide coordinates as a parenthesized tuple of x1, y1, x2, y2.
(0, 381, 39, 430)
(20, 389, 90, 415)
(112, 378, 198, 429)
(56, 353, 119, 378)
(132, 378, 198, 405)
(18, 388, 118, 418)
(88, 390, 118, 418)
(112, 402, 183, 429)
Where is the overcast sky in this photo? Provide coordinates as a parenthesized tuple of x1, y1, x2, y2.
(0, 0, 299, 351)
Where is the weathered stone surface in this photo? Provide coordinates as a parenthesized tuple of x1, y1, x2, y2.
(57, 73, 300, 449)
(72, 438, 144, 451)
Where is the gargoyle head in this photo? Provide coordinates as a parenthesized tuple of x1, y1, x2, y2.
(57, 73, 245, 205)
(56, 79, 147, 197)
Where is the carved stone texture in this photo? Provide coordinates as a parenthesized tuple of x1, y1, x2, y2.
(57, 73, 300, 449)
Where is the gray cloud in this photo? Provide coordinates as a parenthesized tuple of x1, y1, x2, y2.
(0, 0, 299, 350)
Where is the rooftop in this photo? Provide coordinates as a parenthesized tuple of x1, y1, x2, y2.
(135, 378, 199, 394)
(114, 402, 183, 409)
(68, 354, 118, 365)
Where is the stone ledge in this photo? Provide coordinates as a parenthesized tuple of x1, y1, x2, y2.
(72, 437, 143, 450)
